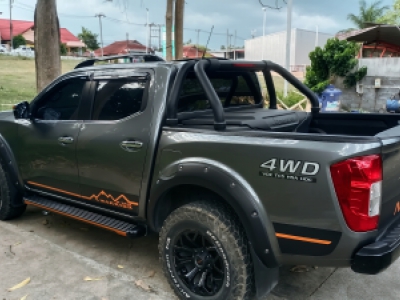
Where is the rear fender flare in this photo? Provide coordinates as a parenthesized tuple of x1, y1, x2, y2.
(148, 158, 280, 268)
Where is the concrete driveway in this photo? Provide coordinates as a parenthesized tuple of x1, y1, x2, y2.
(1, 206, 399, 300)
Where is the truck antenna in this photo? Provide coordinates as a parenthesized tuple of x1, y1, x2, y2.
(202, 26, 214, 60)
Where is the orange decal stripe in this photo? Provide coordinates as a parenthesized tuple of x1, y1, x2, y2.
(25, 200, 127, 237)
(27, 181, 139, 207)
(28, 181, 82, 198)
(275, 233, 332, 245)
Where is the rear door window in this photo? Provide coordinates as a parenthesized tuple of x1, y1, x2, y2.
(92, 78, 148, 121)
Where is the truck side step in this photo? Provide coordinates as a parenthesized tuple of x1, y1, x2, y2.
(24, 196, 146, 238)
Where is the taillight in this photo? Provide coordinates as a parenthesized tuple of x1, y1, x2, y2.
(330, 155, 382, 232)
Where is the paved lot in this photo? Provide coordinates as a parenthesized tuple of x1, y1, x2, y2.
(1, 206, 400, 300)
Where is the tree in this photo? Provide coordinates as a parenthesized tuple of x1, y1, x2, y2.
(305, 38, 367, 94)
(166, 0, 173, 61)
(378, 0, 400, 24)
(34, 0, 61, 92)
(339, 0, 389, 33)
(174, 0, 185, 60)
(78, 27, 100, 51)
(221, 45, 226, 50)
(12, 35, 26, 49)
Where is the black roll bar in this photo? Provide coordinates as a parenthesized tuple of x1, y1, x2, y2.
(166, 60, 196, 126)
(166, 59, 320, 130)
(263, 63, 278, 109)
(264, 61, 320, 112)
(194, 60, 226, 130)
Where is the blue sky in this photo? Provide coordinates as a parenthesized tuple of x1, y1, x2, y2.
(0, 0, 394, 50)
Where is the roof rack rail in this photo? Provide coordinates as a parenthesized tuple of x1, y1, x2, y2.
(173, 57, 230, 62)
(74, 54, 165, 69)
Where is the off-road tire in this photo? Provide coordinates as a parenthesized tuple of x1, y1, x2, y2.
(159, 201, 254, 300)
(0, 162, 25, 220)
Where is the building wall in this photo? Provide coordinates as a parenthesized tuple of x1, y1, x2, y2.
(245, 29, 295, 66)
(245, 28, 333, 67)
(293, 29, 332, 65)
(338, 58, 400, 112)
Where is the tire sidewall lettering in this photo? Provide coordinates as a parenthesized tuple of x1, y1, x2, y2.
(163, 221, 232, 299)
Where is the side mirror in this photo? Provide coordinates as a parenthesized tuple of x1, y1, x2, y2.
(13, 101, 30, 119)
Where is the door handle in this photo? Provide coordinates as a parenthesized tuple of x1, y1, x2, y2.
(58, 136, 74, 145)
(120, 140, 143, 152)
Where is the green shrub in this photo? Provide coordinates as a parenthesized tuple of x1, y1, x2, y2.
(13, 35, 27, 49)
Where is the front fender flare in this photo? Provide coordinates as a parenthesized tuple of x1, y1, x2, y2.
(147, 158, 280, 268)
(0, 134, 24, 205)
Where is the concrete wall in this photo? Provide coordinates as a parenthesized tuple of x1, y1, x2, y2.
(245, 28, 333, 67)
(293, 29, 332, 65)
(245, 30, 295, 66)
(339, 58, 400, 112)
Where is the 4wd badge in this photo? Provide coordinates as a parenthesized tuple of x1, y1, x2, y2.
(260, 158, 319, 183)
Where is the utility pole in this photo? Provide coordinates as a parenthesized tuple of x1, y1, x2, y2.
(10, 0, 13, 49)
(262, 7, 267, 60)
(284, 0, 293, 97)
(315, 25, 319, 48)
(226, 29, 229, 59)
(126, 32, 129, 52)
(233, 30, 237, 60)
(159, 25, 162, 51)
(196, 29, 200, 58)
(146, 8, 149, 54)
(95, 13, 105, 57)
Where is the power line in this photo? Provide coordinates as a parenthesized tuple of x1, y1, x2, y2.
(258, 0, 286, 9)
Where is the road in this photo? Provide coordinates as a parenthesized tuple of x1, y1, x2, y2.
(1, 206, 399, 300)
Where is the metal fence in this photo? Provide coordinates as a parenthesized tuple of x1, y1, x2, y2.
(1, 52, 84, 60)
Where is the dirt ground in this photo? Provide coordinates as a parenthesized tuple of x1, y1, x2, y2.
(1, 206, 400, 300)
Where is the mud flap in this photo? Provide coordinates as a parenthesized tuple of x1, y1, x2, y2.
(251, 245, 279, 299)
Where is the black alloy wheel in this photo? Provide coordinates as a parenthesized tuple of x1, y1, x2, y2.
(173, 230, 225, 296)
(159, 200, 254, 300)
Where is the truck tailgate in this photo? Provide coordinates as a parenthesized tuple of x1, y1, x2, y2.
(379, 134, 400, 228)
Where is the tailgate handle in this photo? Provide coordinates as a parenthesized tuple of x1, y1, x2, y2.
(120, 140, 143, 152)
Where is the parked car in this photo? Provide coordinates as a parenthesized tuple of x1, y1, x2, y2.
(13, 45, 33, 54)
(3, 55, 400, 300)
(0, 44, 7, 53)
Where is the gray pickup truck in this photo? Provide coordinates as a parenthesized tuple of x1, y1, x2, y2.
(1, 56, 400, 300)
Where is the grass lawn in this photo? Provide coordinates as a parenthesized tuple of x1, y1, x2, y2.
(0, 55, 80, 111)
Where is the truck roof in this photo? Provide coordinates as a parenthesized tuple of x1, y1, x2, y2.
(70, 55, 233, 74)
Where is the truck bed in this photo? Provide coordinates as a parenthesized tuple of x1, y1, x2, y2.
(177, 107, 400, 137)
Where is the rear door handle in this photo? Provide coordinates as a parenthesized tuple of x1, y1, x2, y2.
(120, 140, 143, 152)
(58, 136, 74, 145)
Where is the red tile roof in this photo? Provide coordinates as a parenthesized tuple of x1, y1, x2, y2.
(183, 45, 214, 58)
(94, 40, 150, 56)
(0, 19, 34, 40)
(0, 19, 83, 46)
(60, 28, 81, 43)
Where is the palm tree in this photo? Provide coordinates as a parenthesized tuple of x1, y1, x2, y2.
(338, 0, 389, 34)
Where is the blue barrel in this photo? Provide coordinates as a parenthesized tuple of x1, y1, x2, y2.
(386, 99, 400, 113)
(319, 84, 342, 112)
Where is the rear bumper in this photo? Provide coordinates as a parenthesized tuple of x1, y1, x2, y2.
(352, 219, 400, 275)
